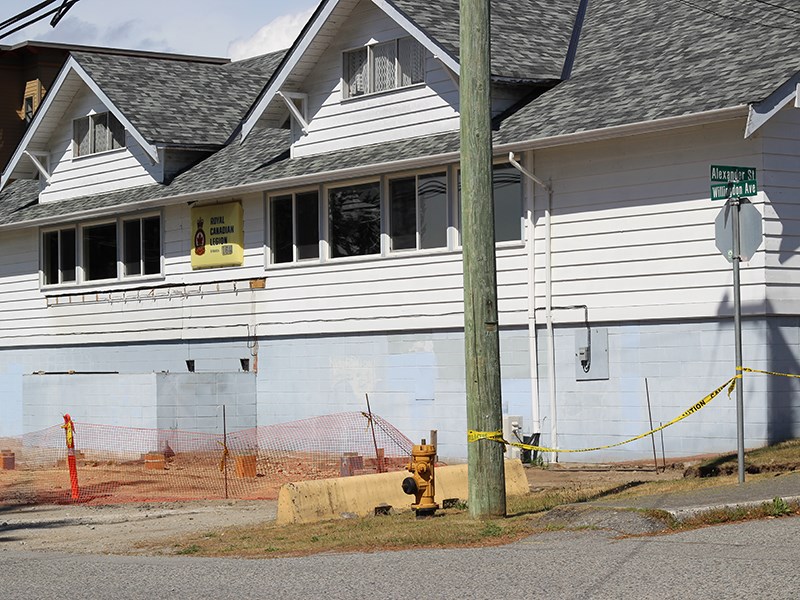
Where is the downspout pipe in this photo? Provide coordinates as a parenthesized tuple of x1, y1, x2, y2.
(508, 152, 554, 451)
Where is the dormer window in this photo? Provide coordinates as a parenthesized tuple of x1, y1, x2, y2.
(73, 112, 126, 157)
(343, 36, 425, 99)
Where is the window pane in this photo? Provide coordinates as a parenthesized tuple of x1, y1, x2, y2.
(271, 196, 293, 263)
(43, 231, 58, 285)
(110, 113, 126, 150)
(92, 113, 109, 153)
(329, 182, 381, 258)
(399, 37, 425, 86)
(74, 118, 90, 157)
(83, 223, 117, 281)
(373, 41, 397, 92)
(142, 217, 161, 275)
(345, 48, 368, 97)
(60, 228, 76, 282)
(418, 173, 447, 249)
(295, 191, 319, 260)
(493, 164, 522, 242)
(390, 177, 417, 251)
(123, 220, 141, 276)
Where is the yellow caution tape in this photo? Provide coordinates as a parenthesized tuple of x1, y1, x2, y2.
(738, 366, 800, 379)
(468, 376, 737, 454)
(467, 429, 504, 443)
(467, 366, 800, 454)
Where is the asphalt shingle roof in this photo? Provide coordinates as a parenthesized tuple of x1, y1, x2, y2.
(496, 0, 800, 143)
(4, 0, 800, 228)
(390, 0, 578, 81)
(72, 49, 286, 147)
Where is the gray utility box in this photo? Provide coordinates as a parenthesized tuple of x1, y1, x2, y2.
(575, 327, 609, 381)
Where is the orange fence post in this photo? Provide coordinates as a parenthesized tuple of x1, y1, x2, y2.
(61, 414, 80, 501)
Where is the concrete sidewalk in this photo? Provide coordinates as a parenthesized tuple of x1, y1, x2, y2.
(589, 471, 800, 519)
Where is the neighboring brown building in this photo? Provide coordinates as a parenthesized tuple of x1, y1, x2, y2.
(0, 41, 228, 171)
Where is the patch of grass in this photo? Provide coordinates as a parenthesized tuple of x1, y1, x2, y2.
(665, 499, 800, 531)
(687, 439, 800, 477)
(176, 544, 201, 555)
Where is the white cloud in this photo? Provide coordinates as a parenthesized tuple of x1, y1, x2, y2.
(227, 8, 314, 60)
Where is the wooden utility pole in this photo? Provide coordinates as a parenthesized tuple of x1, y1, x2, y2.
(460, 0, 506, 518)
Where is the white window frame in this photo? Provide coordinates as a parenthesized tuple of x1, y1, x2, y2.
(73, 111, 126, 158)
(342, 36, 425, 100)
(267, 188, 321, 266)
(388, 168, 450, 253)
(41, 226, 77, 286)
(40, 212, 162, 288)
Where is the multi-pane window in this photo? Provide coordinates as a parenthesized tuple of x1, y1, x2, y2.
(458, 163, 524, 243)
(270, 191, 320, 264)
(329, 182, 381, 258)
(42, 215, 161, 286)
(83, 222, 118, 281)
(73, 112, 126, 157)
(123, 216, 161, 276)
(42, 228, 76, 285)
(343, 36, 425, 98)
(492, 164, 523, 242)
(390, 172, 448, 251)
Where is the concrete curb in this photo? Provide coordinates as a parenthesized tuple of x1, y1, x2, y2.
(276, 460, 529, 525)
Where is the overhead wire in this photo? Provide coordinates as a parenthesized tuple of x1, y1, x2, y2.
(672, 0, 797, 30)
(0, 0, 82, 41)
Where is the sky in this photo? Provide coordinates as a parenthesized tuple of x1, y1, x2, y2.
(1, 0, 321, 60)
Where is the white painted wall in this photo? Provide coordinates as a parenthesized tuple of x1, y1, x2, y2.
(530, 118, 767, 325)
(761, 104, 800, 315)
(0, 117, 787, 350)
(39, 86, 161, 203)
(288, 0, 522, 158)
(291, 0, 460, 157)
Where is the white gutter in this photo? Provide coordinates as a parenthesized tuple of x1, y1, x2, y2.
(2, 105, 748, 232)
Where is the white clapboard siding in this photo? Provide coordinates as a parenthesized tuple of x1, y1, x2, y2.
(291, 0, 461, 157)
(761, 104, 800, 312)
(39, 86, 161, 203)
(529, 119, 767, 324)
(0, 186, 530, 346)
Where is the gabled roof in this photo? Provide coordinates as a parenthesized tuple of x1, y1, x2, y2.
(241, 0, 580, 138)
(5, 0, 800, 230)
(1, 48, 286, 190)
(70, 50, 286, 147)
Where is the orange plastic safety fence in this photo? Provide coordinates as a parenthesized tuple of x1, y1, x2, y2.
(0, 412, 412, 505)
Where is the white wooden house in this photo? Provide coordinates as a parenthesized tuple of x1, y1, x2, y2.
(2, 0, 800, 461)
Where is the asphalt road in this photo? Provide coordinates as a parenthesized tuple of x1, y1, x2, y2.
(2, 516, 798, 600)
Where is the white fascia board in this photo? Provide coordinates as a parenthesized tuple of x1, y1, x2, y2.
(0, 56, 159, 192)
(1, 56, 78, 191)
(69, 60, 160, 163)
(370, 0, 460, 75)
(241, 0, 341, 141)
(746, 70, 800, 138)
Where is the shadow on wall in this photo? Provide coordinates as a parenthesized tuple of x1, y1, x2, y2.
(766, 314, 800, 444)
(717, 291, 800, 445)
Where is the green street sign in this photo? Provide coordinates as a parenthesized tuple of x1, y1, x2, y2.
(711, 179, 758, 200)
(710, 165, 757, 183)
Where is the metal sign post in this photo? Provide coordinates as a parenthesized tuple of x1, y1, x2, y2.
(711, 165, 761, 485)
(730, 198, 745, 484)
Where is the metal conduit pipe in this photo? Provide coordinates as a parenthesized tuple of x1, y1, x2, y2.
(508, 152, 554, 457)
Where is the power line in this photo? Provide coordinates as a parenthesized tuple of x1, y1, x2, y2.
(0, 0, 82, 41)
(749, 0, 800, 17)
(673, 0, 795, 30)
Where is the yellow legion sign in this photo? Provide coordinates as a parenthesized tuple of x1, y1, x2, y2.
(191, 202, 244, 269)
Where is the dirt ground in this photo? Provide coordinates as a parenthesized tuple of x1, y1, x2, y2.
(0, 461, 686, 555)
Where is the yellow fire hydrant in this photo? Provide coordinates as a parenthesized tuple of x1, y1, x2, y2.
(402, 440, 438, 517)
